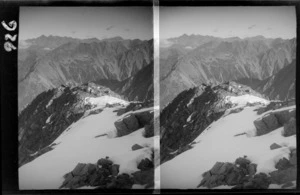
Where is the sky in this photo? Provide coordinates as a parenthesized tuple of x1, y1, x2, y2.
(160, 6, 296, 39)
(19, 7, 153, 40)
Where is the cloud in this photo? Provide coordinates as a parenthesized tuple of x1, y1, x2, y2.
(72, 31, 76, 34)
(266, 27, 272, 31)
(124, 28, 130, 32)
(106, 25, 115, 31)
(213, 28, 218, 32)
(248, 24, 256, 30)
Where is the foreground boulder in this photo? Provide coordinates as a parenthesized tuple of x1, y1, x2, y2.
(198, 157, 258, 188)
(60, 163, 99, 189)
(61, 156, 155, 189)
(269, 167, 297, 185)
(60, 157, 121, 189)
(233, 173, 271, 189)
(269, 149, 297, 185)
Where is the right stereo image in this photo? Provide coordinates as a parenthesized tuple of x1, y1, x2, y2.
(159, 6, 297, 189)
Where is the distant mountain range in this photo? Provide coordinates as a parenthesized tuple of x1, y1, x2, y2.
(18, 35, 153, 112)
(160, 34, 296, 107)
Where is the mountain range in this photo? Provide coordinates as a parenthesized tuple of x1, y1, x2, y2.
(18, 35, 153, 112)
(160, 34, 296, 108)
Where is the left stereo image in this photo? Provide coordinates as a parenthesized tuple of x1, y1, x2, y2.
(17, 6, 155, 190)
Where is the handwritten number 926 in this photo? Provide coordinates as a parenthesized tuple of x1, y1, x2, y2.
(2, 20, 17, 52)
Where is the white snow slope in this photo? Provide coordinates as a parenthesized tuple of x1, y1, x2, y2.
(19, 96, 154, 189)
(160, 95, 296, 189)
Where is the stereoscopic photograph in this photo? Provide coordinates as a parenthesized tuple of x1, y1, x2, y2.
(159, 6, 297, 189)
(0, 1, 299, 193)
(18, 6, 154, 189)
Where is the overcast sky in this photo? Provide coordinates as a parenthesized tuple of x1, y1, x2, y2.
(19, 7, 153, 40)
(160, 6, 296, 39)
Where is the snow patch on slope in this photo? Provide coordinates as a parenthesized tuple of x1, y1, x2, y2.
(225, 94, 270, 106)
(85, 96, 129, 108)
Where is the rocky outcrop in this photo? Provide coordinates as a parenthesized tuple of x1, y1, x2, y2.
(255, 99, 295, 115)
(254, 114, 279, 136)
(269, 149, 297, 186)
(199, 148, 297, 189)
(254, 108, 296, 136)
(198, 157, 261, 188)
(114, 110, 153, 137)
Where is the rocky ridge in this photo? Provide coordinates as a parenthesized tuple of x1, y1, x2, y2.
(19, 82, 125, 167)
(160, 81, 267, 163)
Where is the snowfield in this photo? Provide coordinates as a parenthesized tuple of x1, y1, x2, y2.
(19, 96, 153, 189)
(160, 97, 296, 189)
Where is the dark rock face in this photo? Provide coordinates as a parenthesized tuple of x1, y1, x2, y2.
(114, 110, 153, 137)
(253, 108, 296, 136)
(160, 82, 265, 164)
(251, 60, 296, 101)
(96, 62, 154, 104)
(18, 83, 123, 167)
